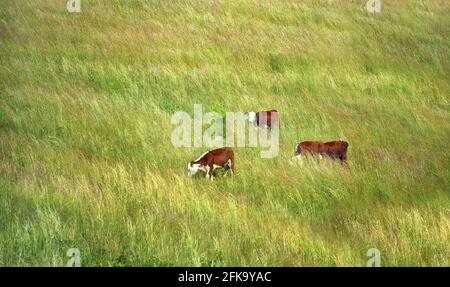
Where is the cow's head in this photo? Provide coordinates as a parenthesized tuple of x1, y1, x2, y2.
(246, 112, 257, 124)
(187, 161, 201, 177)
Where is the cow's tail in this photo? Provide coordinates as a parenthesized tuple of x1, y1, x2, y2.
(343, 141, 349, 151)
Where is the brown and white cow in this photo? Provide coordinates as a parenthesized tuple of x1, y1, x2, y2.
(295, 140, 349, 162)
(247, 109, 279, 129)
(187, 147, 235, 180)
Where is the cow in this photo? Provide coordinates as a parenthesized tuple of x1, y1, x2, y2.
(246, 109, 279, 129)
(295, 140, 349, 162)
(187, 147, 235, 180)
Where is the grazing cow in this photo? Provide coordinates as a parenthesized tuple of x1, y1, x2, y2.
(295, 140, 349, 162)
(247, 109, 279, 129)
(187, 147, 235, 180)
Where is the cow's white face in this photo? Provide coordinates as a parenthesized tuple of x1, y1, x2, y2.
(247, 112, 257, 124)
(187, 163, 201, 177)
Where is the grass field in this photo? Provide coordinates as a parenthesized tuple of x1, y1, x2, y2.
(0, 0, 449, 266)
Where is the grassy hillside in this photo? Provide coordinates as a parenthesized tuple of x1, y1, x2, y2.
(0, 0, 449, 266)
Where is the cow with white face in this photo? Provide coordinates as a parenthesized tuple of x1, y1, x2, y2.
(246, 109, 279, 129)
(188, 147, 235, 180)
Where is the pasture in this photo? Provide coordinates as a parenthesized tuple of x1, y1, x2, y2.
(0, 0, 449, 266)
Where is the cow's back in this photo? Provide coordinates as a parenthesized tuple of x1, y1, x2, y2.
(209, 147, 234, 165)
(297, 141, 323, 154)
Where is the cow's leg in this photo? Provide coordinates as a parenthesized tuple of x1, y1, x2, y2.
(229, 157, 235, 175)
(340, 152, 348, 165)
(205, 165, 211, 179)
(223, 159, 233, 176)
(208, 164, 215, 181)
(212, 164, 227, 177)
(223, 164, 228, 177)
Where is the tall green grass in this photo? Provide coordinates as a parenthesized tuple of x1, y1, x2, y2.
(0, 0, 449, 266)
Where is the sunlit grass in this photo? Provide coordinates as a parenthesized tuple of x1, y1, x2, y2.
(0, 0, 449, 266)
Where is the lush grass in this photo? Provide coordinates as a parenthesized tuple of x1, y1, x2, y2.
(0, 0, 449, 266)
